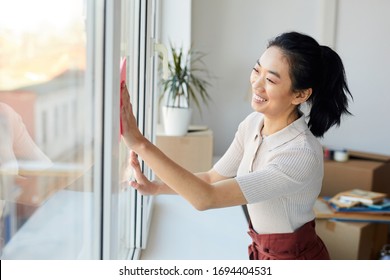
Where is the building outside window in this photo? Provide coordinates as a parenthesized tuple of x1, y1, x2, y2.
(0, 0, 158, 260)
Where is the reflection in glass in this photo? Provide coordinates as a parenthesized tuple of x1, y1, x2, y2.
(0, 0, 96, 259)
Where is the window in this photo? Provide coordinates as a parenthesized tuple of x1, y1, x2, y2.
(0, 0, 99, 259)
(0, 0, 159, 259)
(117, 0, 159, 259)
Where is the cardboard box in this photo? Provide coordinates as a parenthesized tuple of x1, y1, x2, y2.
(316, 219, 388, 260)
(156, 127, 213, 173)
(321, 150, 390, 197)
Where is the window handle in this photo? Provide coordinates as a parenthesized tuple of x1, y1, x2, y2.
(153, 42, 169, 80)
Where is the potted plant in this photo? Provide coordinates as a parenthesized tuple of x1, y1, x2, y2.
(160, 44, 212, 136)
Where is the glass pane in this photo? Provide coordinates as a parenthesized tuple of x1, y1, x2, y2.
(0, 0, 100, 259)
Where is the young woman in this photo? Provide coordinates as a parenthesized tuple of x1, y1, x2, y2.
(120, 31, 352, 260)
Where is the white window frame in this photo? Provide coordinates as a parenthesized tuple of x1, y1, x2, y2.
(101, 0, 158, 260)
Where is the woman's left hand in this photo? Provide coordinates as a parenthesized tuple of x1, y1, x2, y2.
(120, 82, 145, 149)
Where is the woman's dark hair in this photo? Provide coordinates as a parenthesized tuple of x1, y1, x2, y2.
(267, 31, 353, 137)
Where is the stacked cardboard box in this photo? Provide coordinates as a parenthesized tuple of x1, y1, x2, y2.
(155, 126, 213, 173)
(316, 220, 388, 260)
(317, 150, 390, 259)
(321, 150, 390, 197)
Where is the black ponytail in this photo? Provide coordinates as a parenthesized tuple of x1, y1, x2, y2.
(268, 32, 353, 137)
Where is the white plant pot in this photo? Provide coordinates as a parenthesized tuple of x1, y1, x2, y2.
(162, 106, 192, 136)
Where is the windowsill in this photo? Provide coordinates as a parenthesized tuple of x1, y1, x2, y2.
(2, 190, 94, 259)
(2, 190, 251, 260)
(140, 195, 251, 260)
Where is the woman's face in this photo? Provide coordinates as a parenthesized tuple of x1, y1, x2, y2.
(250, 46, 297, 120)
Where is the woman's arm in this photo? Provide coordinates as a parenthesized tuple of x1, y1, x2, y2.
(132, 138, 246, 210)
(121, 83, 247, 210)
(130, 150, 230, 195)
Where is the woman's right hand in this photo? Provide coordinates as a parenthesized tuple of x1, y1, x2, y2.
(120, 82, 145, 150)
(128, 150, 160, 195)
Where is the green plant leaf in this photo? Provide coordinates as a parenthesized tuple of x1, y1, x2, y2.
(159, 44, 214, 114)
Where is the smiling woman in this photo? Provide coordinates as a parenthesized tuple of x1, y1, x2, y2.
(120, 31, 353, 260)
(249, 46, 305, 133)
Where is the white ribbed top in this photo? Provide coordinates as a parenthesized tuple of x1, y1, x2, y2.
(214, 112, 324, 234)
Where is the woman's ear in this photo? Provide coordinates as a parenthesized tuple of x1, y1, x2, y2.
(292, 88, 312, 105)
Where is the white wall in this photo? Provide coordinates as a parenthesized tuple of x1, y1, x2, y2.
(159, 0, 192, 51)
(323, 0, 390, 155)
(157, 0, 192, 123)
(190, 0, 390, 156)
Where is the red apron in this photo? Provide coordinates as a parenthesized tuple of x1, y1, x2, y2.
(248, 220, 330, 260)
